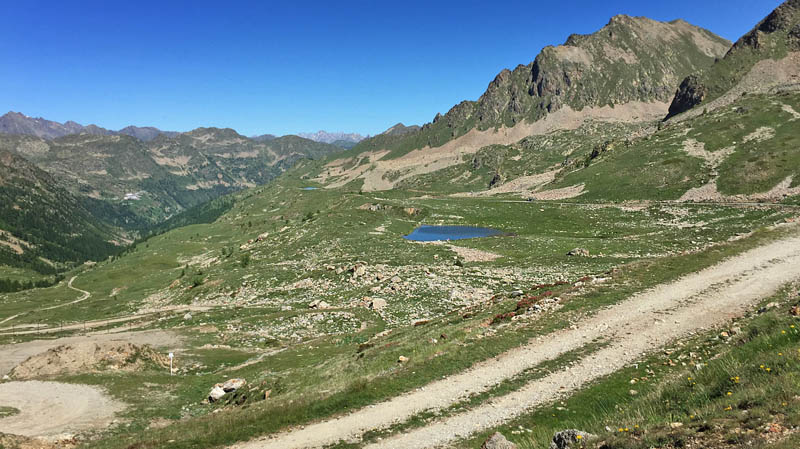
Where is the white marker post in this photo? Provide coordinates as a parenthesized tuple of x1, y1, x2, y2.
(168, 352, 174, 376)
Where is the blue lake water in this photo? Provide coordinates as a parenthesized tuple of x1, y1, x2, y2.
(301, 187, 319, 190)
(403, 225, 504, 242)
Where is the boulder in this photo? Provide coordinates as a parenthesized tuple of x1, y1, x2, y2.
(390, 275, 402, 284)
(308, 299, 332, 309)
(222, 378, 246, 392)
(368, 298, 387, 311)
(550, 429, 596, 449)
(183, 312, 193, 321)
(397, 355, 409, 363)
(566, 248, 590, 257)
(208, 385, 226, 402)
(481, 432, 517, 449)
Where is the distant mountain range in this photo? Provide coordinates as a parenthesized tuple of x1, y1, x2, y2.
(0, 112, 179, 141)
(297, 130, 365, 145)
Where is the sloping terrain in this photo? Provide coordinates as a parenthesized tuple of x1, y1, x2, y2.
(0, 150, 121, 283)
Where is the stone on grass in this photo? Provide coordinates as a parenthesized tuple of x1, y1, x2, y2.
(550, 429, 596, 449)
(481, 432, 517, 449)
(368, 298, 387, 311)
(208, 386, 226, 402)
(222, 378, 246, 392)
(566, 248, 590, 257)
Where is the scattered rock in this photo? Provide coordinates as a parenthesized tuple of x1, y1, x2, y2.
(481, 432, 517, 449)
(566, 248, 590, 257)
(368, 297, 387, 311)
(208, 378, 246, 402)
(670, 422, 684, 429)
(308, 299, 332, 309)
(390, 275, 402, 284)
(550, 429, 596, 449)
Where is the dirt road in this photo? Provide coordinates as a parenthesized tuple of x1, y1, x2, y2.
(234, 230, 800, 449)
(0, 381, 123, 437)
(0, 305, 211, 336)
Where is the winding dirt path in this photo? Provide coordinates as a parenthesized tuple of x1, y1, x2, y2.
(234, 229, 800, 449)
(0, 305, 211, 336)
(0, 276, 91, 328)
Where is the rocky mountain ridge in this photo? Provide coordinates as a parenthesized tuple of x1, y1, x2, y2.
(0, 111, 179, 142)
(667, 0, 800, 118)
(0, 128, 343, 225)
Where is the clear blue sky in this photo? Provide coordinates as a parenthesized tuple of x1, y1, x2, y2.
(0, 0, 784, 136)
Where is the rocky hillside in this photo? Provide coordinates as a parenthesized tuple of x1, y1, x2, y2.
(0, 129, 343, 224)
(348, 16, 729, 160)
(667, 0, 800, 118)
(0, 112, 178, 141)
(312, 16, 730, 191)
(0, 150, 121, 276)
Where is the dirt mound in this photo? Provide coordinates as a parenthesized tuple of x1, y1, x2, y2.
(9, 342, 171, 379)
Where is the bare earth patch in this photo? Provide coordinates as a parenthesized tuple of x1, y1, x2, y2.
(528, 183, 586, 200)
(0, 381, 123, 438)
(447, 245, 503, 262)
(680, 175, 800, 202)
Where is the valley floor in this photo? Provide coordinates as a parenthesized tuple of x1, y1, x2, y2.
(233, 229, 800, 449)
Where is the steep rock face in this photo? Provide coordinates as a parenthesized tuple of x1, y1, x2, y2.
(667, 0, 800, 118)
(350, 16, 729, 157)
(667, 75, 709, 118)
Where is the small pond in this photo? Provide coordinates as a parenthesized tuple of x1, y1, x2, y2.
(403, 225, 504, 242)
(301, 187, 319, 191)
